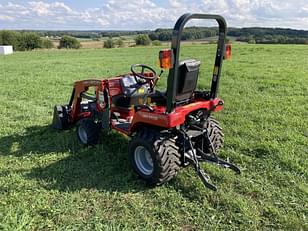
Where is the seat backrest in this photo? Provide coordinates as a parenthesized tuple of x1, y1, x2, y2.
(175, 59, 201, 102)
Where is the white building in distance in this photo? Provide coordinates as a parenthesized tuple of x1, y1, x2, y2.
(0, 46, 13, 55)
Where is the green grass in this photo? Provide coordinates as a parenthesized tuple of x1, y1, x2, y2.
(0, 44, 307, 230)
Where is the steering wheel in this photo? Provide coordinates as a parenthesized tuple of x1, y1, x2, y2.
(131, 64, 157, 80)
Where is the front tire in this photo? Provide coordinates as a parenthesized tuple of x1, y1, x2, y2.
(129, 128, 181, 185)
(76, 118, 101, 145)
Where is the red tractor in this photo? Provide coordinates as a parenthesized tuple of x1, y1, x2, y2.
(52, 13, 240, 190)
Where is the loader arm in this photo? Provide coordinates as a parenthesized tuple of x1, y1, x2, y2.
(69, 79, 102, 123)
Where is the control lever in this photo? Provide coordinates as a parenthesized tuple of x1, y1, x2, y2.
(158, 69, 164, 77)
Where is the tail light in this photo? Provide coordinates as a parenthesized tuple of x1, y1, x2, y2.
(224, 44, 232, 60)
(159, 49, 174, 69)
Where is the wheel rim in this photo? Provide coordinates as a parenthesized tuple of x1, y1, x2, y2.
(78, 126, 88, 144)
(134, 146, 153, 176)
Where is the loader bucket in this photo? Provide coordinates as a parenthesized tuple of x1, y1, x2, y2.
(52, 105, 69, 130)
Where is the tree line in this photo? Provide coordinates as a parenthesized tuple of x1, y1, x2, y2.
(1, 26, 307, 52)
(103, 34, 161, 48)
(0, 30, 54, 51)
(229, 27, 308, 44)
(0, 31, 81, 50)
(0, 30, 159, 51)
(148, 27, 308, 44)
(36, 30, 149, 39)
(34, 27, 308, 44)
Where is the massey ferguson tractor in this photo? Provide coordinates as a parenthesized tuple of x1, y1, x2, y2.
(52, 13, 239, 190)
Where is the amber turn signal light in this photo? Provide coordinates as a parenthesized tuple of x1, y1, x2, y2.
(224, 44, 232, 60)
(159, 49, 174, 69)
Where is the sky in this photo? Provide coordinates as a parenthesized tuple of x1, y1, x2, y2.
(0, 0, 308, 30)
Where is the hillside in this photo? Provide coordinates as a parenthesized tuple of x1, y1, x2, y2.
(31, 27, 308, 44)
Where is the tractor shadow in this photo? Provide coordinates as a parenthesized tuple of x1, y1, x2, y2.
(0, 125, 82, 156)
(0, 125, 149, 193)
(27, 142, 148, 193)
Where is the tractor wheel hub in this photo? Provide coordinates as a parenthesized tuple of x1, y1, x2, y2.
(134, 146, 153, 176)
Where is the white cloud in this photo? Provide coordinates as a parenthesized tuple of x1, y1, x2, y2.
(0, 15, 14, 21)
(26, 1, 74, 16)
(0, 0, 307, 30)
(200, 0, 308, 29)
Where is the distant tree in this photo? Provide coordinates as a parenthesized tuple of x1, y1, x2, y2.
(276, 35, 286, 44)
(152, 40, 162, 46)
(18, 32, 42, 51)
(209, 40, 217, 44)
(158, 31, 172, 41)
(0, 30, 20, 50)
(148, 32, 159, 41)
(103, 38, 115, 48)
(115, 38, 124, 47)
(58, 36, 81, 49)
(248, 39, 256, 44)
(0, 30, 53, 51)
(135, 34, 151, 46)
(181, 31, 193, 40)
(41, 38, 54, 49)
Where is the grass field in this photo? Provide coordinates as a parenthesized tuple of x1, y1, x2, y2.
(0, 44, 307, 230)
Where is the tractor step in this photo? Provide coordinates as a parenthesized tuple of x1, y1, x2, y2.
(186, 129, 203, 138)
(113, 119, 130, 132)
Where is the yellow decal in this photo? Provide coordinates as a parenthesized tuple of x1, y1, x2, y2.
(138, 88, 145, 94)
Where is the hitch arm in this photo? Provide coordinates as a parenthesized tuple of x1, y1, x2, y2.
(181, 130, 218, 191)
(185, 149, 218, 191)
(197, 148, 241, 174)
(180, 126, 241, 191)
(191, 124, 241, 174)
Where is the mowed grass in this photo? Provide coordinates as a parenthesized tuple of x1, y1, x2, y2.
(0, 44, 307, 230)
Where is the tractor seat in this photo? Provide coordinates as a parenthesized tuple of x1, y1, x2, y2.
(149, 59, 200, 106)
(175, 59, 201, 102)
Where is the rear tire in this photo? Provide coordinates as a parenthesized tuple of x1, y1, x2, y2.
(196, 117, 224, 153)
(76, 118, 101, 145)
(129, 128, 181, 185)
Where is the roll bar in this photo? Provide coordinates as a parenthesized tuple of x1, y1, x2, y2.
(166, 13, 227, 113)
